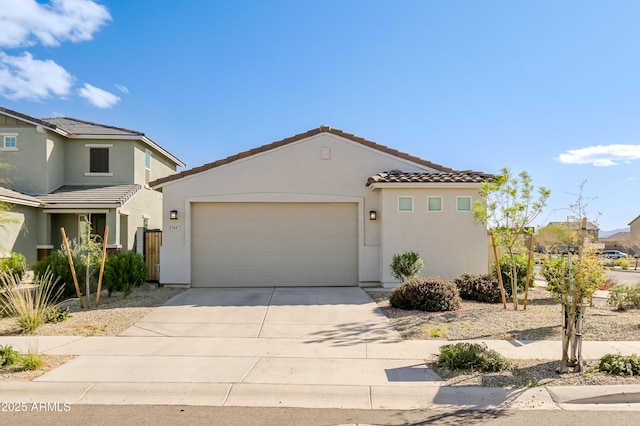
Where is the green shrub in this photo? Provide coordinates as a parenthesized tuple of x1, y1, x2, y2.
(0, 344, 42, 371)
(32, 251, 78, 298)
(608, 284, 640, 311)
(389, 277, 461, 312)
(454, 274, 502, 303)
(598, 353, 640, 376)
(104, 251, 147, 297)
(437, 342, 511, 372)
(390, 251, 424, 282)
(0, 344, 21, 367)
(493, 253, 534, 297)
(614, 259, 630, 270)
(0, 252, 27, 282)
(44, 306, 71, 324)
(0, 269, 64, 334)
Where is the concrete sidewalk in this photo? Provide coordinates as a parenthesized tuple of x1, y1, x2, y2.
(1, 286, 639, 411)
(2, 335, 640, 411)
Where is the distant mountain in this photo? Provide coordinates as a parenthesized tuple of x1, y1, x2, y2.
(600, 227, 630, 238)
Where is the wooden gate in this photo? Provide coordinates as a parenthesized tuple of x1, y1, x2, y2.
(144, 229, 162, 282)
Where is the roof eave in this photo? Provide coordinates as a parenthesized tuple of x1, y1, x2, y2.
(0, 196, 41, 207)
(368, 182, 485, 190)
(150, 126, 466, 187)
(43, 203, 121, 209)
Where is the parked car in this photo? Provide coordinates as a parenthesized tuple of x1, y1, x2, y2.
(601, 250, 628, 259)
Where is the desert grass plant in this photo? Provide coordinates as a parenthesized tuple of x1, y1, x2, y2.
(0, 269, 64, 334)
(437, 342, 511, 373)
(0, 344, 42, 371)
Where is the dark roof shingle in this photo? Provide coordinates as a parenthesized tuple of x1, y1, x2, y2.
(366, 170, 494, 186)
(38, 185, 141, 207)
(0, 186, 42, 207)
(41, 117, 144, 137)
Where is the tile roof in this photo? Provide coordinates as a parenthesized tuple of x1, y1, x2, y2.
(0, 186, 42, 207)
(150, 126, 462, 187)
(1, 106, 184, 167)
(40, 117, 144, 137)
(366, 170, 494, 186)
(38, 185, 141, 207)
(0, 106, 58, 131)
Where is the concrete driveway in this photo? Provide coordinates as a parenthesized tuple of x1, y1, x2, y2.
(120, 287, 400, 343)
(27, 287, 450, 409)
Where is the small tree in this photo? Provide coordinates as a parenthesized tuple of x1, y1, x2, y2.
(474, 167, 551, 310)
(536, 223, 576, 254)
(390, 251, 424, 282)
(539, 184, 606, 373)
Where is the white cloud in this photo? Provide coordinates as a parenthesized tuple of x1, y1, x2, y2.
(0, 0, 111, 48)
(115, 84, 129, 94)
(0, 51, 73, 100)
(556, 144, 640, 167)
(78, 83, 120, 108)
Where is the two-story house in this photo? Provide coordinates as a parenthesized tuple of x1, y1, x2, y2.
(0, 107, 184, 266)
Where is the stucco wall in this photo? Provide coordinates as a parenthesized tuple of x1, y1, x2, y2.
(0, 207, 38, 266)
(378, 187, 488, 286)
(133, 142, 178, 185)
(64, 139, 135, 185)
(158, 133, 466, 285)
(120, 186, 163, 250)
(0, 122, 48, 195)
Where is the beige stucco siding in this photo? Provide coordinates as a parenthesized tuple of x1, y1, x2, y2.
(0, 124, 49, 195)
(159, 133, 442, 285)
(379, 186, 488, 284)
(133, 142, 178, 186)
(119, 186, 163, 250)
(0, 206, 38, 266)
(64, 139, 135, 185)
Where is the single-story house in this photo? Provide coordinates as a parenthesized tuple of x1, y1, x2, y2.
(151, 126, 493, 288)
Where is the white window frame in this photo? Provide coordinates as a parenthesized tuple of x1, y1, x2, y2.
(145, 150, 152, 170)
(398, 196, 413, 212)
(84, 143, 114, 176)
(1, 133, 18, 151)
(427, 196, 443, 212)
(457, 196, 472, 212)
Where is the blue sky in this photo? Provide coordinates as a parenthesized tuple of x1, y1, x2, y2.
(1, 0, 639, 231)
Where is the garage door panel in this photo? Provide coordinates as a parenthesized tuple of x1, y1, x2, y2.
(191, 203, 358, 287)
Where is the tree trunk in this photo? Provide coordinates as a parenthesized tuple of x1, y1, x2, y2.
(511, 263, 518, 311)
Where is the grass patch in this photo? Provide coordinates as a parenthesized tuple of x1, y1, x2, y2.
(0, 270, 64, 334)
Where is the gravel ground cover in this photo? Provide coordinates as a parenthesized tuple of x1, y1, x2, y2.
(0, 284, 185, 381)
(368, 286, 640, 387)
(2, 284, 639, 387)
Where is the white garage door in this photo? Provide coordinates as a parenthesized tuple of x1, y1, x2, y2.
(191, 203, 358, 287)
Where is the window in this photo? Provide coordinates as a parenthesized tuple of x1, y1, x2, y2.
(143, 218, 149, 229)
(90, 147, 109, 173)
(427, 197, 442, 212)
(145, 150, 151, 169)
(398, 197, 413, 212)
(2, 134, 18, 150)
(457, 196, 472, 212)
